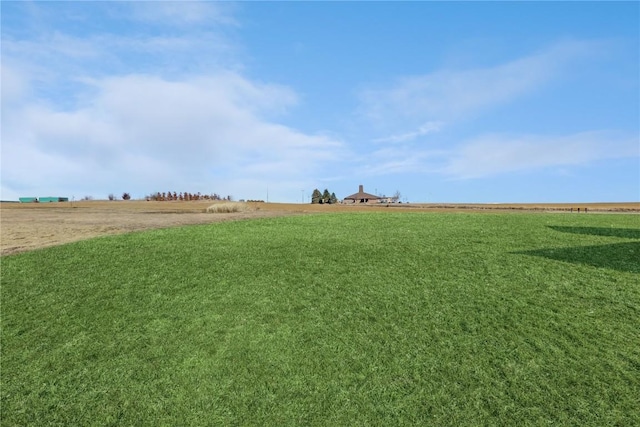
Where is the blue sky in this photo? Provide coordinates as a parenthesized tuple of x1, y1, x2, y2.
(2, 1, 638, 203)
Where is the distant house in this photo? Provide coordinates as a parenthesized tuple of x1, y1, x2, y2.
(343, 185, 380, 204)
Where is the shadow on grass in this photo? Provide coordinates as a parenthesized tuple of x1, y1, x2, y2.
(548, 226, 640, 239)
(516, 241, 640, 273)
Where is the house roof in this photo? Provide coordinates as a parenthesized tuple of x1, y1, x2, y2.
(344, 185, 379, 200)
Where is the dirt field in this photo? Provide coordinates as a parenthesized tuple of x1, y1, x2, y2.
(1, 200, 638, 256)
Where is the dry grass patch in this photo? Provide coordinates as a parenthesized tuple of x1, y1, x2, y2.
(205, 202, 252, 214)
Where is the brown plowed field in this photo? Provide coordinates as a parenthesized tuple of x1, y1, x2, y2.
(1, 200, 638, 256)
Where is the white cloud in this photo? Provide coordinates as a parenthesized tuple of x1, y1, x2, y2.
(1, 73, 344, 201)
(1, 63, 30, 105)
(441, 131, 639, 179)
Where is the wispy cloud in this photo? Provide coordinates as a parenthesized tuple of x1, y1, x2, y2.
(349, 129, 638, 181)
(372, 121, 444, 144)
(1, 2, 241, 88)
(360, 40, 602, 126)
(2, 31, 240, 86)
(441, 131, 639, 179)
(354, 146, 446, 177)
(128, 1, 238, 27)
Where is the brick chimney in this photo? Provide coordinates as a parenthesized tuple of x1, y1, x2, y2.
(359, 184, 364, 193)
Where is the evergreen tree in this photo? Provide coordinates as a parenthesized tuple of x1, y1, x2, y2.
(311, 189, 322, 204)
(330, 192, 338, 204)
(322, 189, 331, 204)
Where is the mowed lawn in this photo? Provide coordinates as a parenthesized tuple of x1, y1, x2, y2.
(1, 212, 638, 426)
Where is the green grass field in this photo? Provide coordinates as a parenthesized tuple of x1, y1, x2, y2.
(2, 212, 639, 425)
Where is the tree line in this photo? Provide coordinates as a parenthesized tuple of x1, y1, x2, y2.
(145, 192, 231, 201)
(311, 189, 338, 204)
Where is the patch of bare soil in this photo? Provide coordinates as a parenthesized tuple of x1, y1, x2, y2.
(0, 201, 295, 256)
(1, 200, 637, 256)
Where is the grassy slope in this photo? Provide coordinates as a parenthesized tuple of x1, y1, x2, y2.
(2, 213, 639, 426)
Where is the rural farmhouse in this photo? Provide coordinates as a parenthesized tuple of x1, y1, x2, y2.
(343, 185, 381, 204)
